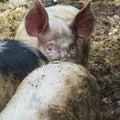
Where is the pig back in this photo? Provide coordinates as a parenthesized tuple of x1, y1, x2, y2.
(0, 61, 102, 120)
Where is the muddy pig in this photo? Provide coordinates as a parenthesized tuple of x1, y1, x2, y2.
(15, 0, 94, 66)
(0, 39, 48, 112)
(0, 61, 102, 120)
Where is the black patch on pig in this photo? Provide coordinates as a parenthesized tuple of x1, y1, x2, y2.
(0, 39, 49, 81)
(45, 0, 58, 7)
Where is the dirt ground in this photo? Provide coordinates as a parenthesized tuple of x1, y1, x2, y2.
(0, 0, 120, 120)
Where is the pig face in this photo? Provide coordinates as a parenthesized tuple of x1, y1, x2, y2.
(37, 20, 79, 62)
(25, 0, 94, 63)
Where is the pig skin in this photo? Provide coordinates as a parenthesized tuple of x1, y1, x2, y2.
(0, 61, 102, 120)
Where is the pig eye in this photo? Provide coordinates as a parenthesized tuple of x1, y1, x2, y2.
(46, 44, 56, 54)
(69, 43, 76, 53)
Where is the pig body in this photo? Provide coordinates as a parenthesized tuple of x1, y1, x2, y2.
(0, 39, 48, 112)
(0, 61, 102, 120)
(15, 0, 94, 66)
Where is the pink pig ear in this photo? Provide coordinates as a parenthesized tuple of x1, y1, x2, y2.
(25, 0, 50, 37)
(72, 0, 94, 38)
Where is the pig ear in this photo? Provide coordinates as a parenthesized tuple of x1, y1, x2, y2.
(25, 0, 50, 37)
(72, 0, 94, 38)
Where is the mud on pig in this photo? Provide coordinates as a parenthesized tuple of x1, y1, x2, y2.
(0, 61, 102, 120)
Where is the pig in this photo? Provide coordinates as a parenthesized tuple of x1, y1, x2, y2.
(0, 61, 102, 120)
(15, 0, 94, 66)
(0, 39, 48, 112)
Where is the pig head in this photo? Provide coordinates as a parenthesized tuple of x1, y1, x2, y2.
(16, 0, 94, 65)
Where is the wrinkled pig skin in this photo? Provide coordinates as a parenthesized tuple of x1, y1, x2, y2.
(0, 61, 102, 120)
(0, 39, 48, 112)
(15, 0, 94, 66)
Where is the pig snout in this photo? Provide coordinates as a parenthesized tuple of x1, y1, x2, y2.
(0, 39, 49, 112)
(56, 51, 80, 63)
(0, 61, 102, 120)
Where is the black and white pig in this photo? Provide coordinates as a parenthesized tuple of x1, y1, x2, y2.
(15, 0, 94, 66)
(0, 61, 102, 120)
(0, 39, 48, 112)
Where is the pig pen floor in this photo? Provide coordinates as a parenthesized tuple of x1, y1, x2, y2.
(0, 1, 120, 120)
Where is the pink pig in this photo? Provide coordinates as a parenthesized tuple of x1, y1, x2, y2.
(15, 0, 94, 66)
